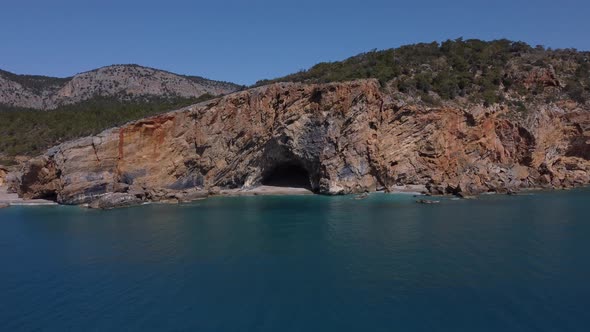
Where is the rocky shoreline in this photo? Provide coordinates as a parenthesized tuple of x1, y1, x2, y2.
(1, 178, 587, 210)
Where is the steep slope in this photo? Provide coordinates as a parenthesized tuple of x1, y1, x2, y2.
(17, 79, 590, 204)
(0, 94, 213, 157)
(0, 65, 241, 110)
(257, 39, 590, 107)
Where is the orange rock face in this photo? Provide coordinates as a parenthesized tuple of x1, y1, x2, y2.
(0, 167, 6, 187)
(18, 80, 590, 204)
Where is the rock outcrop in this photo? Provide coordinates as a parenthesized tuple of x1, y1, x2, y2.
(0, 65, 240, 110)
(17, 80, 590, 204)
(0, 167, 6, 187)
(87, 193, 143, 210)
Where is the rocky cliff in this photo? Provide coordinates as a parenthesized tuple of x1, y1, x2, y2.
(0, 65, 240, 110)
(17, 80, 590, 205)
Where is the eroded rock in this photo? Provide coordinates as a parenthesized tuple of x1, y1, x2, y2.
(88, 193, 142, 210)
(16, 80, 590, 204)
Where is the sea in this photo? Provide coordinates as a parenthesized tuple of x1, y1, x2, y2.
(1, 189, 589, 331)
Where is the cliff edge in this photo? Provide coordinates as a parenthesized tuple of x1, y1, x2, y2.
(16, 79, 590, 205)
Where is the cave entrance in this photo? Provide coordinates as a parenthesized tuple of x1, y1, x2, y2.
(261, 162, 312, 190)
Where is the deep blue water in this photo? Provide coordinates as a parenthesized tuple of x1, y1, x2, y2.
(1, 189, 589, 331)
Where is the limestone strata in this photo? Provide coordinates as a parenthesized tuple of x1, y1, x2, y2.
(18, 80, 590, 204)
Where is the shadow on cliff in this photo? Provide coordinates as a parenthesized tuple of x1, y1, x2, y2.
(261, 163, 312, 190)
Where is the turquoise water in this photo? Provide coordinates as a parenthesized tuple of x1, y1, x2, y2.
(1, 190, 589, 331)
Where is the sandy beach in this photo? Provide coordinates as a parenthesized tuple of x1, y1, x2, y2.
(217, 184, 427, 197)
(0, 186, 57, 206)
(217, 185, 314, 196)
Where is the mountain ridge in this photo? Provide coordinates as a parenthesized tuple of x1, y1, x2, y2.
(0, 64, 242, 110)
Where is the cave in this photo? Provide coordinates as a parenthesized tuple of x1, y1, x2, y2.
(261, 162, 312, 190)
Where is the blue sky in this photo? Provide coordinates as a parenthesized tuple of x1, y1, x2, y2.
(1, 0, 589, 85)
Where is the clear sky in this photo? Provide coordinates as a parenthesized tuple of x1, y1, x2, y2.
(1, 0, 588, 85)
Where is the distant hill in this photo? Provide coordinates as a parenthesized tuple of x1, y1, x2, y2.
(257, 38, 590, 106)
(0, 64, 242, 110)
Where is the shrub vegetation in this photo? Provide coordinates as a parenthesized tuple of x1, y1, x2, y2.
(0, 94, 213, 157)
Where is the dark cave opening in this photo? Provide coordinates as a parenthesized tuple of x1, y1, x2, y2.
(261, 163, 312, 190)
